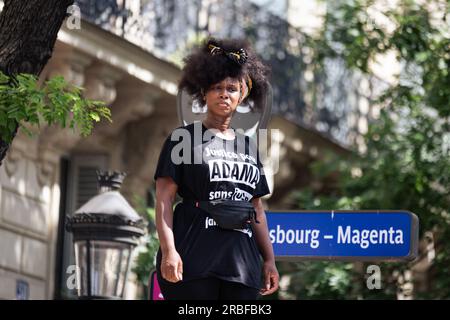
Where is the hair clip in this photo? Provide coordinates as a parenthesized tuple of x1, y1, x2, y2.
(208, 43, 248, 66)
(226, 48, 248, 65)
(208, 44, 223, 55)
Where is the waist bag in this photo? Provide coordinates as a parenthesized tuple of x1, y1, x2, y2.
(183, 199, 259, 230)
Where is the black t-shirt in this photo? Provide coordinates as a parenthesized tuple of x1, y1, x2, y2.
(154, 122, 270, 289)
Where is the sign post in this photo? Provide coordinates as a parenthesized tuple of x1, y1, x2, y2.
(266, 210, 419, 261)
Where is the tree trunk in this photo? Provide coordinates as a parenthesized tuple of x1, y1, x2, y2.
(0, 0, 74, 165)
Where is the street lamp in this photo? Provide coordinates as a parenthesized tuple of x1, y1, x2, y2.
(66, 171, 145, 299)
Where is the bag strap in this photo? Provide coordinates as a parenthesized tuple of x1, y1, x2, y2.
(182, 198, 260, 224)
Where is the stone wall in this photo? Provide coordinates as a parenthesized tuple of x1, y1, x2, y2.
(0, 135, 60, 299)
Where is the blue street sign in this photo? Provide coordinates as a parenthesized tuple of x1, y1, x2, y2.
(266, 211, 419, 261)
(16, 280, 29, 300)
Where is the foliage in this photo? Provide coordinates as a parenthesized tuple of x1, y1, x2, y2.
(0, 71, 111, 143)
(285, 261, 358, 299)
(284, 0, 450, 299)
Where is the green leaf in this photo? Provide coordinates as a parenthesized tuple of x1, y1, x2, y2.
(0, 70, 112, 142)
(90, 112, 100, 122)
(7, 120, 16, 133)
(20, 125, 33, 138)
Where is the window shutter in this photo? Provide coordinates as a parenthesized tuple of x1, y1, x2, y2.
(75, 166, 101, 209)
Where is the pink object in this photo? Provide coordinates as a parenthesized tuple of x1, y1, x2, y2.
(149, 271, 164, 300)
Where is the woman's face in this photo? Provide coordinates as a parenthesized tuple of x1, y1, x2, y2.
(204, 77, 241, 117)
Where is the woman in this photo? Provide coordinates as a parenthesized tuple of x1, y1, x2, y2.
(154, 38, 279, 300)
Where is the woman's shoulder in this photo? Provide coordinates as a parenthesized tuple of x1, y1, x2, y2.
(176, 122, 203, 133)
(162, 122, 204, 146)
(166, 122, 198, 136)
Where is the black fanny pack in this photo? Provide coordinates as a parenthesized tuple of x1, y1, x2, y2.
(183, 199, 259, 230)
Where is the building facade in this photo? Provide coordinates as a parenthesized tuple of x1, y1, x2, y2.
(0, 0, 405, 300)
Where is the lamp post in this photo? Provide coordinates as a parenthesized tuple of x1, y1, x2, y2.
(66, 171, 145, 299)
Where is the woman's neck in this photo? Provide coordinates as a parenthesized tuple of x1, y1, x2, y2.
(203, 114, 232, 132)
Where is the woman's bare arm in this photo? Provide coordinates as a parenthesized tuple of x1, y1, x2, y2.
(252, 197, 279, 295)
(155, 177, 183, 282)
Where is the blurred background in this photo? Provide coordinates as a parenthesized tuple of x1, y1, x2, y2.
(0, 0, 448, 300)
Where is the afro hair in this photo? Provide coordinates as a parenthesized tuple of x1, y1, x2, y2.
(178, 37, 270, 110)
